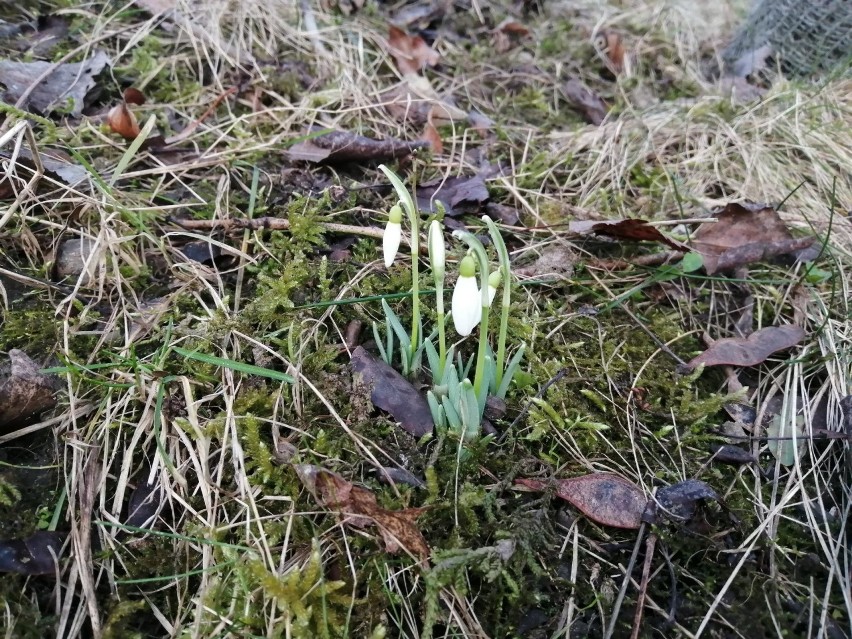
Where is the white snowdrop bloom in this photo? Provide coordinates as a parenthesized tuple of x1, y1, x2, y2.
(382, 204, 403, 267)
(452, 255, 480, 336)
(428, 219, 445, 278)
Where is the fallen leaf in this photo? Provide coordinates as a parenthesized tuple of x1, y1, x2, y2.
(286, 129, 427, 164)
(415, 174, 490, 215)
(387, 25, 439, 77)
(484, 202, 519, 225)
(350, 346, 433, 437)
(0, 50, 110, 116)
(516, 473, 647, 529)
(652, 479, 719, 522)
(106, 101, 140, 139)
(686, 324, 806, 370)
(691, 203, 816, 274)
(295, 464, 430, 560)
(422, 121, 443, 154)
(568, 218, 689, 251)
(0, 531, 66, 575)
(0, 350, 59, 431)
(562, 79, 608, 125)
(0, 144, 88, 190)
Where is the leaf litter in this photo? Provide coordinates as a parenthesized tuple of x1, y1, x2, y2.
(516, 473, 647, 529)
(691, 202, 816, 274)
(295, 464, 430, 561)
(350, 346, 433, 437)
(686, 324, 806, 370)
(0, 50, 110, 116)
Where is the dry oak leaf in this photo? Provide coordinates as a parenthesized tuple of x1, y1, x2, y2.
(685, 324, 806, 371)
(569, 218, 689, 251)
(387, 25, 439, 77)
(295, 464, 430, 561)
(516, 473, 647, 529)
(691, 203, 815, 275)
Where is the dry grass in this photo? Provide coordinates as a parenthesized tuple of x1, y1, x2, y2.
(0, 0, 850, 637)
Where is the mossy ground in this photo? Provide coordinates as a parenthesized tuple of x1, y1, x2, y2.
(1, 1, 850, 638)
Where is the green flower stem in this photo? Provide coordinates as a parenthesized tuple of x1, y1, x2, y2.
(435, 273, 447, 378)
(482, 215, 512, 389)
(451, 229, 492, 397)
(380, 165, 420, 359)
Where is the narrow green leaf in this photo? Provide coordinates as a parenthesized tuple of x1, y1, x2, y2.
(173, 347, 293, 383)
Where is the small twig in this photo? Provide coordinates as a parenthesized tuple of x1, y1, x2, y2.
(169, 216, 389, 242)
(630, 532, 657, 639)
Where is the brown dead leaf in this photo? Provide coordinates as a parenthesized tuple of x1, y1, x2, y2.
(0, 50, 110, 116)
(0, 350, 59, 432)
(350, 346, 433, 437)
(517, 473, 647, 529)
(106, 102, 140, 139)
(295, 464, 430, 560)
(569, 218, 689, 251)
(562, 79, 609, 125)
(387, 25, 439, 77)
(422, 122, 443, 154)
(415, 174, 490, 215)
(686, 324, 806, 371)
(691, 203, 815, 274)
(287, 129, 427, 164)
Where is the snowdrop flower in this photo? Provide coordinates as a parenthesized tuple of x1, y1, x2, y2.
(452, 255, 480, 336)
(383, 203, 403, 267)
(428, 219, 445, 278)
(485, 270, 501, 306)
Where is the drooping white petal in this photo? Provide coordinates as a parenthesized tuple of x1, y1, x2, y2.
(452, 273, 480, 336)
(383, 221, 401, 267)
(428, 220, 445, 278)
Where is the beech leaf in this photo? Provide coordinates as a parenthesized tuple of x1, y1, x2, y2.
(691, 203, 815, 274)
(350, 346, 433, 437)
(569, 218, 689, 251)
(686, 324, 806, 370)
(516, 473, 647, 529)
